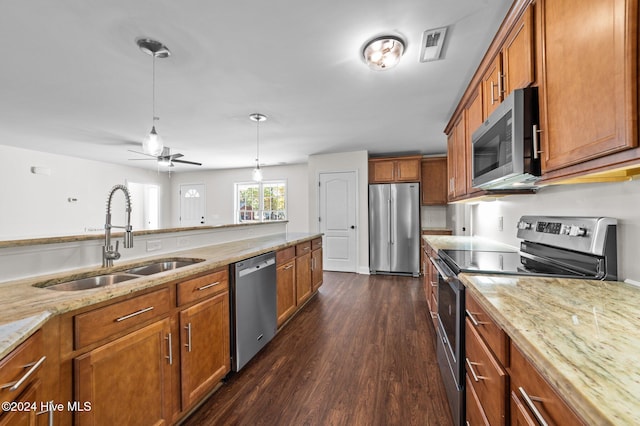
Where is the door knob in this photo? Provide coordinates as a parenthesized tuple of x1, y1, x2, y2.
(350, 225, 356, 229)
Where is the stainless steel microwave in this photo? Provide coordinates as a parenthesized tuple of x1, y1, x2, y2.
(471, 87, 541, 190)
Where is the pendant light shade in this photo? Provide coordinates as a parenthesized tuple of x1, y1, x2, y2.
(362, 35, 405, 70)
(250, 113, 267, 182)
(137, 38, 170, 156)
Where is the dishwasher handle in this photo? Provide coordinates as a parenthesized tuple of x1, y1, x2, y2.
(238, 257, 276, 278)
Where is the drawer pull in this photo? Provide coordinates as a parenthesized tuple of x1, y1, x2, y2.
(115, 306, 154, 322)
(284, 264, 294, 270)
(519, 386, 549, 426)
(465, 357, 483, 382)
(197, 281, 221, 291)
(166, 333, 173, 365)
(1, 356, 46, 391)
(185, 323, 192, 352)
(465, 309, 483, 327)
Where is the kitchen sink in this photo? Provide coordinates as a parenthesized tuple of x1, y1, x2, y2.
(44, 273, 140, 291)
(123, 259, 204, 275)
(38, 258, 205, 291)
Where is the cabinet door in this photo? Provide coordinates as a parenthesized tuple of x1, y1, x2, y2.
(296, 252, 312, 305)
(453, 114, 467, 198)
(0, 381, 44, 426)
(395, 159, 421, 181)
(369, 160, 395, 183)
(180, 291, 230, 410)
(447, 132, 456, 200)
(538, 0, 637, 173)
(481, 54, 503, 119)
(74, 318, 173, 426)
(420, 157, 447, 205)
(276, 259, 297, 327)
(466, 86, 484, 195)
(311, 248, 323, 291)
(502, 4, 535, 96)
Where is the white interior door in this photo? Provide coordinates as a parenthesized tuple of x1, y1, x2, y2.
(180, 183, 206, 226)
(319, 171, 357, 272)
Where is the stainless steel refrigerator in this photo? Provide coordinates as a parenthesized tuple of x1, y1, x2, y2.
(369, 183, 420, 276)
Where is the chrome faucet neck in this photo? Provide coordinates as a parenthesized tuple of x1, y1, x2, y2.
(103, 185, 133, 267)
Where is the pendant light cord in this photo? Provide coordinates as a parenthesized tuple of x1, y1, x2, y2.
(152, 53, 156, 124)
(255, 118, 260, 166)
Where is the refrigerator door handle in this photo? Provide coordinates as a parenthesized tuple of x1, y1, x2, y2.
(388, 197, 393, 244)
(389, 197, 394, 244)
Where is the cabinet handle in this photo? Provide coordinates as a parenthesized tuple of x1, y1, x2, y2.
(1, 356, 46, 391)
(36, 402, 54, 426)
(465, 309, 482, 327)
(519, 386, 549, 426)
(197, 281, 221, 291)
(166, 333, 173, 365)
(498, 72, 504, 95)
(465, 357, 483, 382)
(185, 323, 192, 352)
(533, 124, 542, 159)
(284, 264, 294, 270)
(115, 306, 154, 322)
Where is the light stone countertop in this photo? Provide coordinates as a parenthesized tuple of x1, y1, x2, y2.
(0, 232, 320, 359)
(424, 235, 640, 425)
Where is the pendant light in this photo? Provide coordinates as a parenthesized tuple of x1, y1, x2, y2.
(249, 113, 267, 182)
(137, 38, 171, 156)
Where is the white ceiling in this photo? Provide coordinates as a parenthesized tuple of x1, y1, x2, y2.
(0, 0, 512, 171)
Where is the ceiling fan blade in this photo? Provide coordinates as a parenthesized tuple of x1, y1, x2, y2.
(172, 159, 202, 166)
(127, 149, 158, 158)
(128, 158, 157, 161)
(168, 153, 184, 160)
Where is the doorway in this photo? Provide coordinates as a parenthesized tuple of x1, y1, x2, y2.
(180, 183, 206, 227)
(318, 171, 358, 272)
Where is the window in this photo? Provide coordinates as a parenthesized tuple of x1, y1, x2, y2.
(235, 180, 286, 223)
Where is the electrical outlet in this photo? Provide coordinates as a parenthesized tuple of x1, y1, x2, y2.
(497, 216, 504, 232)
(146, 240, 162, 252)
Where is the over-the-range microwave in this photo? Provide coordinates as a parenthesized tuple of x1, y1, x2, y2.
(471, 87, 541, 190)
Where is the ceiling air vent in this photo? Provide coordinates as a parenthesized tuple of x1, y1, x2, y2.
(420, 27, 447, 62)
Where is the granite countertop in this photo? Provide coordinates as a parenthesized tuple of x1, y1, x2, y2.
(0, 232, 320, 359)
(422, 234, 518, 252)
(423, 235, 640, 425)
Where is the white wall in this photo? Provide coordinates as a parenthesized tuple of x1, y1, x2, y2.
(471, 179, 640, 281)
(168, 163, 310, 232)
(307, 150, 369, 274)
(0, 145, 171, 240)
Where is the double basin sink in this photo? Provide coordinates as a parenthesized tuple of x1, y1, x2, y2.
(37, 258, 204, 291)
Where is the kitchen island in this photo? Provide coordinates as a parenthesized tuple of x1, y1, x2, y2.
(424, 234, 640, 425)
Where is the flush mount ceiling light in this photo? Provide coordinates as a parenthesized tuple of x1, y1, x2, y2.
(362, 35, 405, 70)
(137, 37, 171, 156)
(250, 113, 267, 182)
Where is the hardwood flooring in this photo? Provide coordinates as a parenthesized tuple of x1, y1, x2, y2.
(181, 272, 453, 426)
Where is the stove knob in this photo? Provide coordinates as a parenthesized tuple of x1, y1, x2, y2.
(569, 225, 587, 237)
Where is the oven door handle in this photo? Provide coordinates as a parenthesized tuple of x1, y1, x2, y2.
(429, 257, 456, 282)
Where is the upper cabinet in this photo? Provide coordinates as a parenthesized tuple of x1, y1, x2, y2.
(421, 157, 448, 205)
(444, 0, 640, 199)
(536, 0, 638, 178)
(369, 155, 422, 183)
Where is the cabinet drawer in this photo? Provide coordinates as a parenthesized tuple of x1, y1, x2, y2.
(0, 331, 45, 401)
(510, 342, 584, 426)
(311, 237, 322, 251)
(466, 293, 508, 365)
(276, 246, 296, 264)
(296, 241, 311, 256)
(466, 374, 490, 426)
(465, 318, 507, 426)
(177, 268, 229, 306)
(75, 288, 171, 349)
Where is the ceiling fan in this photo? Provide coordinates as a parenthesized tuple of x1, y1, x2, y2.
(128, 147, 202, 167)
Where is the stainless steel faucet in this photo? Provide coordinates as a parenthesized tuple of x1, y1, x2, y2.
(103, 184, 133, 267)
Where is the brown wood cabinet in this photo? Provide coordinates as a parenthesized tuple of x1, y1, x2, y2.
(276, 247, 297, 327)
(421, 239, 439, 331)
(74, 318, 173, 425)
(447, 113, 468, 201)
(295, 241, 312, 305)
(0, 331, 48, 426)
(481, 53, 504, 120)
(502, 5, 535, 97)
(465, 86, 485, 196)
(420, 157, 447, 205)
(369, 156, 422, 183)
(311, 238, 323, 292)
(465, 293, 509, 426)
(537, 0, 638, 176)
(510, 341, 585, 426)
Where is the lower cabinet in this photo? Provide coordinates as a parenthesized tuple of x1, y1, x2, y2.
(295, 241, 312, 305)
(74, 318, 173, 425)
(179, 291, 230, 409)
(510, 342, 584, 426)
(311, 238, 323, 292)
(276, 247, 297, 327)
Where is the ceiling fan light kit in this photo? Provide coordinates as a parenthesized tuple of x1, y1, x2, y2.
(137, 37, 170, 156)
(362, 35, 405, 70)
(250, 113, 267, 182)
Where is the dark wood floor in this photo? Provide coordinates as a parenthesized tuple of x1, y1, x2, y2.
(182, 272, 453, 426)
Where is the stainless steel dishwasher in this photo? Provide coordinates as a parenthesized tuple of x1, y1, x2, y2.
(230, 251, 277, 371)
